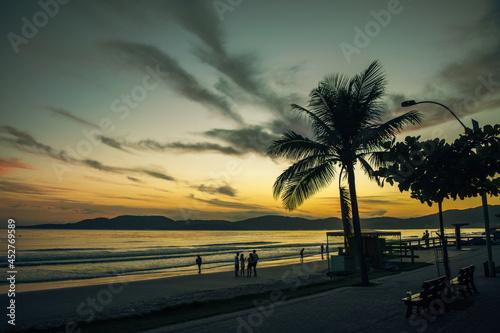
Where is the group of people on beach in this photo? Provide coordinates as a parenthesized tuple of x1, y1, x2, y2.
(195, 250, 259, 276)
(235, 250, 259, 277)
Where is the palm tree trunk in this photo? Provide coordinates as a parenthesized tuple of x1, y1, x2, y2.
(339, 186, 353, 252)
(438, 201, 451, 278)
(346, 164, 369, 285)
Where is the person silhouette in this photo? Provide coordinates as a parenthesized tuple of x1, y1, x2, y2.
(424, 230, 430, 249)
(247, 253, 254, 277)
(300, 248, 304, 263)
(235, 252, 240, 277)
(252, 250, 259, 276)
(240, 253, 245, 277)
(196, 255, 202, 274)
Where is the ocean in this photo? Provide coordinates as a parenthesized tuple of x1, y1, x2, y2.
(0, 228, 485, 292)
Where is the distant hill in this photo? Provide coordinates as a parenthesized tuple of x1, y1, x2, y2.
(22, 205, 500, 231)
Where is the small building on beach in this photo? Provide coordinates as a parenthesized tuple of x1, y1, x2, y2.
(326, 231, 402, 274)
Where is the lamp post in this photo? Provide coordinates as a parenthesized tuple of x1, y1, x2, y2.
(401, 100, 467, 130)
(402, 100, 495, 277)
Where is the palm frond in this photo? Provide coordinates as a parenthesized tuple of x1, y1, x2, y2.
(276, 162, 337, 210)
(351, 60, 387, 104)
(272, 155, 339, 199)
(357, 156, 381, 186)
(289, 103, 333, 140)
(266, 131, 330, 160)
(359, 110, 422, 149)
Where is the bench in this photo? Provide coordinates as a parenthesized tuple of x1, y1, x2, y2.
(451, 265, 478, 297)
(402, 276, 448, 318)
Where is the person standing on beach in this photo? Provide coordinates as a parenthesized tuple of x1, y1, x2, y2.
(196, 255, 202, 274)
(235, 252, 240, 277)
(252, 250, 259, 276)
(300, 248, 304, 263)
(423, 230, 430, 249)
(321, 244, 324, 260)
(247, 253, 253, 277)
(240, 253, 245, 277)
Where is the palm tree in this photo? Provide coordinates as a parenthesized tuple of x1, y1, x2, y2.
(267, 60, 422, 285)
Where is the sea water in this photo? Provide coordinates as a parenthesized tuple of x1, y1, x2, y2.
(0, 228, 484, 291)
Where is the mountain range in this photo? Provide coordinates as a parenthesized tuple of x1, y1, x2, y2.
(22, 205, 500, 231)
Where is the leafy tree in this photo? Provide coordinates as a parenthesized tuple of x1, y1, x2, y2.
(375, 124, 500, 278)
(267, 60, 421, 285)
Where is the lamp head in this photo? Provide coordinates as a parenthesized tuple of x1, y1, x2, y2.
(401, 100, 417, 107)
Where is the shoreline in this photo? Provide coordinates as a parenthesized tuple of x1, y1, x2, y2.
(0, 255, 324, 294)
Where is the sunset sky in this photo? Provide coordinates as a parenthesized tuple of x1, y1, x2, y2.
(1, 0, 499, 225)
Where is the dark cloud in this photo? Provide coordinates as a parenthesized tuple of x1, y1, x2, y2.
(100, 40, 243, 124)
(97, 135, 127, 151)
(203, 125, 281, 155)
(47, 107, 99, 128)
(82, 159, 117, 172)
(82, 159, 175, 181)
(391, 9, 500, 129)
(0, 180, 70, 195)
(141, 169, 175, 181)
(98, 135, 242, 155)
(198, 184, 237, 197)
(1, 126, 175, 182)
(127, 176, 142, 183)
(187, 194, 263, 210)
(0, 125, 72, 162)
(157, 0, 226, 55)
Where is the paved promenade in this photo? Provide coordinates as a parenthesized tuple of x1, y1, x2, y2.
(144, 245, 500, 333)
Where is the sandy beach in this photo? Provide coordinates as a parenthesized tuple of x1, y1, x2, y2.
(0, 257, 330, 331)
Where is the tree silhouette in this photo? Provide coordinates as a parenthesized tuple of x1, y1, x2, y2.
(267, 60, 421, 285)
(375, 124, 500, 278)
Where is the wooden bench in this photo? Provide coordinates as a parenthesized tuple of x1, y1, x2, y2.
(451, 265, 478, 297)
(402, 276, 448, 318)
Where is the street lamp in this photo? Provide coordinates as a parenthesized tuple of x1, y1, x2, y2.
(402, 99, 495, 277)
(401, 100, 467, 131)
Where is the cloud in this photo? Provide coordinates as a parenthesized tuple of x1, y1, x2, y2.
(0, 126, 175, 182)
(140, 169, 175, 181)
(0, 180, 71, 195)
(0, 126, 72, 162)
(127, 176, 142, 183)
(393, 9, 500, 129)
(97, 135, 126, 150)
(0, 157, 35, 175)
(157, 0, 226, 55)
(98, 121, 287, 157)
(98, 135, 243, 155)
(198, 184, 237, 197)
(203, 125, 281, 155)
(82, 159, 175, 181)
(47, 107, 99, 128)
(187, 194, 264, 210)
(100, 40, 244, 124)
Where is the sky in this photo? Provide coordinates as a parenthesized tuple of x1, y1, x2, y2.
(0, 0, 499, 225)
